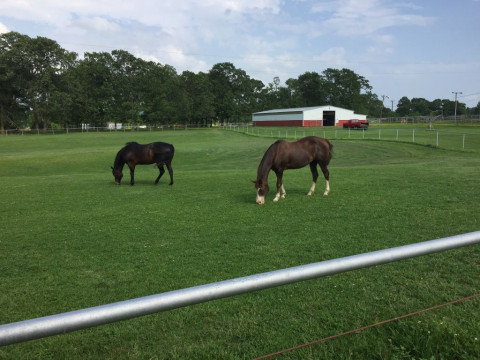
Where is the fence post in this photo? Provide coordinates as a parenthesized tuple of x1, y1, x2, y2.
(462, 134, 465, 150)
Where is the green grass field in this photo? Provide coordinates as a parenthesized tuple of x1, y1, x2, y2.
(0, 129, 479, 359)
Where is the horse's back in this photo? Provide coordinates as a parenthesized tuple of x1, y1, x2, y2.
(152, 142, 174, 155)
(295, 136, 332, 164)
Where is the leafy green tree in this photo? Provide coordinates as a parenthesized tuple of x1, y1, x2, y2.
(410, 98, 431, 116)
(143, 63, 183, 126)
(180, 71, 215, 126)
(68, 52, 116, 127)
(0, 32, 29, 133)
(208, 62, 263, 123)
(26, 36, 76, 131)
(293, 71, 326, 107)
(0, 32, 77, 132)
(322, 68, 372, 112)
(471, 101, 480, 115)
(110, 50, 150, 128)
(396, 97, 412, 116)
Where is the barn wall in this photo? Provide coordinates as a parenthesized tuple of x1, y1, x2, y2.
(303, 109, 325, 121)
(303, 120, 323, 127)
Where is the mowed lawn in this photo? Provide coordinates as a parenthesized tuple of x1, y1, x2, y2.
(0, 129, 479, 359)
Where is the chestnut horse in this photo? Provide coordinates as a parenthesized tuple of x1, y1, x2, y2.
(111, 142, 174, 185)
(253, 136, 332, 205)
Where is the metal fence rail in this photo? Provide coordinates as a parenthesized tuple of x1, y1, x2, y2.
(1, 231, 479, 346)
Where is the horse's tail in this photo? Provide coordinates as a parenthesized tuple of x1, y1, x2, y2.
(327, 139, 333, 156)
(324, 138, 333, 163)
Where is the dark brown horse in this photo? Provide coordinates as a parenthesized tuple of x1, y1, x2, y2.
(111, 142, 174, 185)
(253, 136, 332, 204)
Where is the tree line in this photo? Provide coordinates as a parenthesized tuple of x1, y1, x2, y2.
(1, 31, 477, 134)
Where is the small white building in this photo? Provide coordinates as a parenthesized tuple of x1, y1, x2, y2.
(252, 105, 367, 127)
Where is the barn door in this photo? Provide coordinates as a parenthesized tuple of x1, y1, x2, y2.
(323, 111, 335, 126)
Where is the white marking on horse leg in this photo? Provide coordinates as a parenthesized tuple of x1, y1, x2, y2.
(281, 185, 286, 198)
(273, 192, 281, 202)
(307, 182, 316, 196)
(323, 180, 330, 196)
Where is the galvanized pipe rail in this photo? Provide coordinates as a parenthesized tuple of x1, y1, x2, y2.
(1, 231, 479, 346)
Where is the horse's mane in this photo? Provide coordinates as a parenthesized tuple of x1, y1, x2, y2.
(257, 140, 282, 179)
(113, 145, 131, 169)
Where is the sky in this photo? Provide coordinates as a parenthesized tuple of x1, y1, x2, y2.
(1, 0, 479, 108)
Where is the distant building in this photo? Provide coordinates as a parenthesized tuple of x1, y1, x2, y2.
(252, 106, 367, 127)
(107, 122, 123, 130)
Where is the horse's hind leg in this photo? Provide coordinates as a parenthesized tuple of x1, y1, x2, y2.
(166, 161, 173, 185)
(320, 163, 330, 196)
(307, 162, 319, 196)
(155, 163, 165, 184)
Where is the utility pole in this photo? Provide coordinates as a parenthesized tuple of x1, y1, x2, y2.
(452, 91, 462, 122)
(380, 95, 389, 123)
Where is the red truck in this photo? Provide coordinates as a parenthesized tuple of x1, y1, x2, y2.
(343, 119, 369, 129)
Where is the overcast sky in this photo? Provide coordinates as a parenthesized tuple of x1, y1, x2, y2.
(1, 0, 479, 108)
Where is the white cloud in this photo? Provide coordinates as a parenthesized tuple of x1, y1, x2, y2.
(0, 22, 9, 34)
(313, 0, 434, 37)
(313, 47, 348, 67)
(1, 0, 478, 106)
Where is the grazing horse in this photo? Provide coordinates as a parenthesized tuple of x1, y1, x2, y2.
(253, 136, 332, 205)
(111, 142, 174, 185)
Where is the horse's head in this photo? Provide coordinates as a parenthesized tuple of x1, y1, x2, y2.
(252, 179, 268, 205)
(111, 166, 123, 185)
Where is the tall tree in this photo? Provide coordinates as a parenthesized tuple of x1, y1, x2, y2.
(180, 71, 215, 125)
(294, 71, 326, 107)
(208, 62, 263, 123)
(396, 96, 412, 116)
(0, 32, 30, 133)
(322, 68, 372, 111)
(69, 52, 116, 127)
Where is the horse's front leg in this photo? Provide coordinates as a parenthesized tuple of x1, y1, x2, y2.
(128, 165, 135, 186)
(273, 171, 285, 202)
(307, 162, 319, 196)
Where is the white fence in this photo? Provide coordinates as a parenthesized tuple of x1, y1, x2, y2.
(227, 125, 480, 151)
(1, 231, 479, 346)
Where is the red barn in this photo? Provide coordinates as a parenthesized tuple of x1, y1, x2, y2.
(252, 105, 367, 127)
